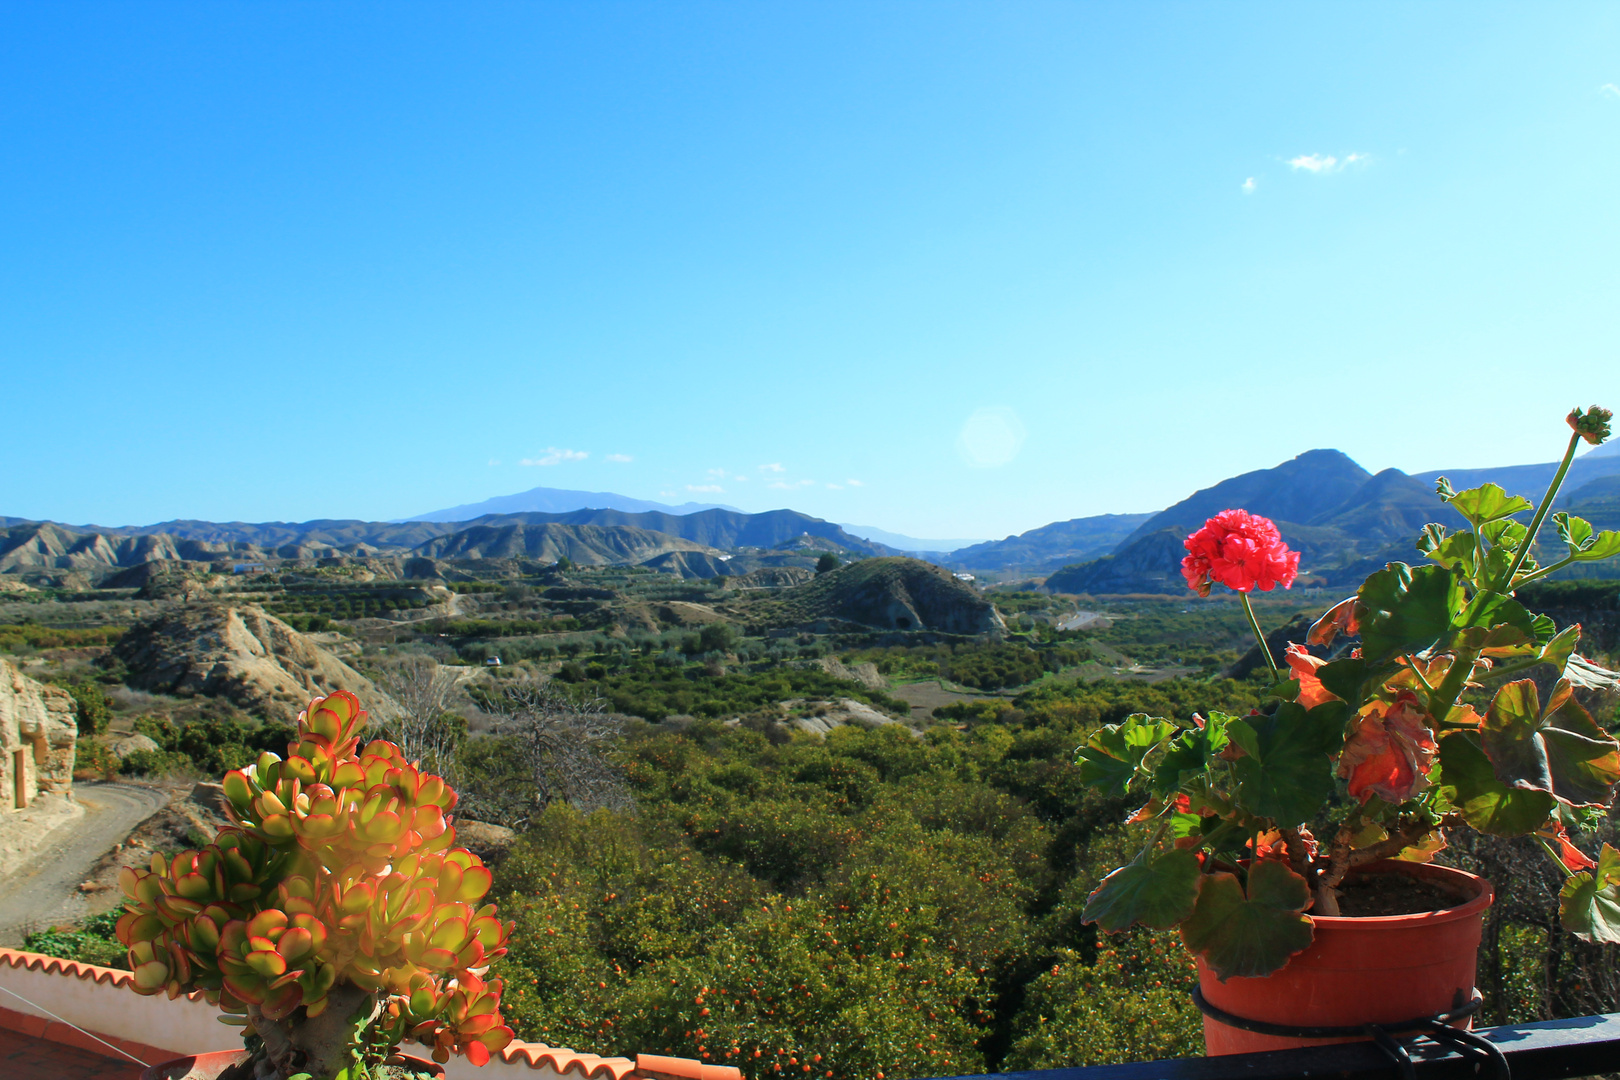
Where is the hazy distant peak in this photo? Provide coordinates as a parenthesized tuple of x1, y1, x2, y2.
(405, 486, 740, 522)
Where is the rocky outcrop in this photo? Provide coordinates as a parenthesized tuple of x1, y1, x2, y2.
(113, 605, 399, 723)
(0, 659, 83, 879)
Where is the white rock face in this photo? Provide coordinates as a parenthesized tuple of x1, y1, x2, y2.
(0, 658, 84, 878)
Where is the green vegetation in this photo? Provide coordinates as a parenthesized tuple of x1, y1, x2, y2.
(0, 622, 125, 652)
(57, 678, 113, 735)
(23, 910, 127, 970)
(482, 695, 1188, 1080)
(121, 713, 295, 777)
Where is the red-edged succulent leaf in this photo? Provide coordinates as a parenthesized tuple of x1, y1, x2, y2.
(1180, 860, 1315, 981)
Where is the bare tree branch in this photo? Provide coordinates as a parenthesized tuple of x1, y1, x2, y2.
(373, 655, 464, 775)
(476, 679, 632, 827)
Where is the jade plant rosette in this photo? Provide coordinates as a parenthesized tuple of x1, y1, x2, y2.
(116, 690, 515, 1080)
(1076, 406, 1620, 983)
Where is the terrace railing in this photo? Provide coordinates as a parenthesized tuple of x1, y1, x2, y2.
(922, 1013, 1620, 1080)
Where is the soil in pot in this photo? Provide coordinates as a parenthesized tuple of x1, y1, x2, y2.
(1334, 870, 1467, 917)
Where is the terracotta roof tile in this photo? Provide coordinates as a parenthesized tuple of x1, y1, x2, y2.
(2, 948, 740, 1080)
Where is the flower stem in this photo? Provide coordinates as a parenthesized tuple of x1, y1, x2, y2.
(1504, 432, 1581, 589)
(1240, 592, 1279, 677)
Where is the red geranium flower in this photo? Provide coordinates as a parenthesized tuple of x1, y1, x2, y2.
(1180, 509, 1301, 598)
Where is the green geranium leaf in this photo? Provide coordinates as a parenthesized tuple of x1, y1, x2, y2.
(1082, 846, 1202, 932)
(1481, 680, 1620, 807)
(1575, 530, 1620, 562)
(1230, 701, 1343, 825)
(1538, 623, 1581, 673)
(1460, 590, 1536, 637)
(1554, 512, 1594, 551)
(1151, 714, 1230, 796)
(1076, 714, 1176, 796)
(1436, 731, 1556, 835)
(1180, 861, 1315, 981)
(1357, 563, 1463, 664)
(1444, 483, 1533, 528)
(1417, 525, 1477, 576)
(1560, 843, 1620, 944)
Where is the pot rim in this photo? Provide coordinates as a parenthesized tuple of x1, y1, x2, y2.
(1307, 859, 1492, 929)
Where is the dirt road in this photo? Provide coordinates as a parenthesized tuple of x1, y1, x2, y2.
(0, 781, 172, 945)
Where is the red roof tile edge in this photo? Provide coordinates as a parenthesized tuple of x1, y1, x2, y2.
(0, 946, 211, 1002)
(1, 949, 740, 1080)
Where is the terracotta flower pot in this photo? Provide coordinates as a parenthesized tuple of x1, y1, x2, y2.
(1196, 860, 1493, 1055)
(138, 1049, 447, 1080)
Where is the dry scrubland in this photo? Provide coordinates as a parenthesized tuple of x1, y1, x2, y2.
(1, 547, 1618, 1077)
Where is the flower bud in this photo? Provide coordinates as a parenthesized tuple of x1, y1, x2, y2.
(1567, 405, 1613, 446)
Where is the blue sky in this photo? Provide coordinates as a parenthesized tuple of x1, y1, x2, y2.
(3, 3, 1617, 540)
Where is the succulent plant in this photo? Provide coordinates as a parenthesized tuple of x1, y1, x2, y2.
(117, 690, 514, 1080)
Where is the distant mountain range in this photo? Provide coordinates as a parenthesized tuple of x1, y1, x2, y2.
(7, 442, 1619, 590)
(406, 486, 737, 521)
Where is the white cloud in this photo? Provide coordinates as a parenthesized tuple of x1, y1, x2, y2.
(759, 463, 785, 473)
(707, 467, 728, 478)
(846, 479, 863, 487)
(605, 453, 633, 463)
(520, 447, 589, 466)
(687, 484, 724, 493)
(1601, 83, 1620, 97)
(825, 483, 843, 490)
(1241, 177, 1256, 194)
(1287, 152, 1369, 174)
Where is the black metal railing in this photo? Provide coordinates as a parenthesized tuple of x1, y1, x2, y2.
(921, 1013, 1620, 1080)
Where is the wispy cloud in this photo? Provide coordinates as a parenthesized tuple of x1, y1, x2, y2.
(1603, 83, 1620, 98)
(1241, 177, 1256, 194)
(825, 483, 843, 490)
(687, 483, 724, 493)
(1287, 152, 1368, 174)
(488, 458, 501, 467)
(759, 463, 785, 473)
(520, 447, 589, 466)
(707, 467, 728, 478)
(846, 479, 863, 487)
(605, 453, 633, 463)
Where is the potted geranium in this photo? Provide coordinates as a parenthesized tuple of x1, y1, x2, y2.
(116, 690, 515, 1080)
(1076, 407, 1620, 1055)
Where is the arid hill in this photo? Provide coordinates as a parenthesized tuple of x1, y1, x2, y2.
(414, 522, 719, 565)
(751, 557, 1004, 634)
(113, 605, 398, 723)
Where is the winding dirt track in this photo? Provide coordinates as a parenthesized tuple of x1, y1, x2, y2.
(0, 781, 172, 945)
